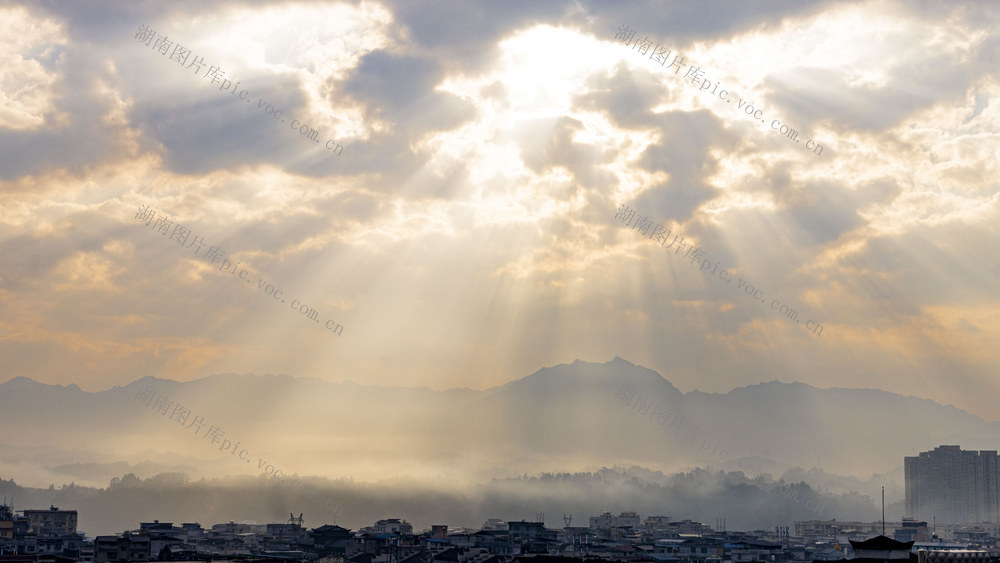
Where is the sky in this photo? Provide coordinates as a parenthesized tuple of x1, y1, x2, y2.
(1, 0, 999, 420)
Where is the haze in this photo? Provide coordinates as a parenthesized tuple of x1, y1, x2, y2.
(1, 0, 999, 531)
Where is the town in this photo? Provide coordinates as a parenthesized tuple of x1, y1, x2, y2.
(3, 445, 999, 563)
(3, 505, 1000, 563)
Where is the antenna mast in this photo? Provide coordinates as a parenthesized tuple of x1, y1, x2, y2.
(882, 486, 885, 536)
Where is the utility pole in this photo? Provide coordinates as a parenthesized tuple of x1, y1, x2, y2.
(882, 486, 886, 536)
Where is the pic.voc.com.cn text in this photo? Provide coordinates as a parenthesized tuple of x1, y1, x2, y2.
(134, 384, 345, 522)
(614, 25, 825, 157)
(614, 203, 823, 336)
(133, 203, 345, 338)
(133, 24, 343, 156)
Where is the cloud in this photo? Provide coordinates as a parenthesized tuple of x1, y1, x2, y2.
(1, 0, 1000, 442)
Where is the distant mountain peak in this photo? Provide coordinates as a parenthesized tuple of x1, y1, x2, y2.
(492, 357, 681, 398)
(1, 376, 84, 393)
(2, 375, 38, 386)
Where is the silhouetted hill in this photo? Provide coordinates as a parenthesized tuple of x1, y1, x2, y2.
(0, 467, 882, 537)
(2, 358, 998, 498)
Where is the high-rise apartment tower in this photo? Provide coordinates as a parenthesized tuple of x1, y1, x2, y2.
(904, 445, 1000, 524)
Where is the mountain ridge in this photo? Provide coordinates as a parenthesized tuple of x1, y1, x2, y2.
(1, 358, 998, 487)
(1, 359, 992, 424)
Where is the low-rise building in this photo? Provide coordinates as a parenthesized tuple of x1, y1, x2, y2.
(373, 519, 414, 535)
(22, 508, 76, 538)
(94, 534, 150, 563)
